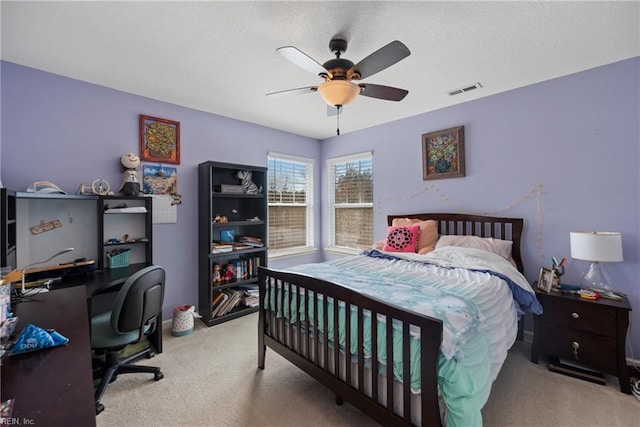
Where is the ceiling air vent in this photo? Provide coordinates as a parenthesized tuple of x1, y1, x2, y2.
(448, 82, 483, 96)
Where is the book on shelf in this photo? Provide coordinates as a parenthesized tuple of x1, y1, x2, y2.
(232, 243, 253, 251)
(213, 184, 244, 194)
(240, 241, 264, 248)
(240, 236, 262, 242)
(211, 242, 233, 253)
(214, 295, 232, 317)
(238, 283, 259, 293)
(239, 236, 264, 247)
(211, 290, 228, 317)
(227, 257, 262, 279)
(218, 289, 242, 317)
(210, 288, 248, 318)
(236, 283, 259, 307)
(243, 295, 259, 307)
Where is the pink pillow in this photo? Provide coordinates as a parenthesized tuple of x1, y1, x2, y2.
(383, 225, 420, 252)
(392, 218, 438, 254)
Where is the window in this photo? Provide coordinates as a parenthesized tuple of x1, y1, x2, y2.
(327, 152, 373, 252)
(267, 153, 314, 256)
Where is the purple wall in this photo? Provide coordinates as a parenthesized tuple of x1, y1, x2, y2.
(0, 61, 322, 321)
(1, 58, 639, 356)
(321, 57, 639, 353)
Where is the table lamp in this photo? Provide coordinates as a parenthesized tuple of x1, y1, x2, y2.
(21, 248, 75, 294)
(569, 232, 623, 291)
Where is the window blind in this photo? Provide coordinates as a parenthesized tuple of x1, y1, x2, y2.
(267, 154, 314, 253)
(328, 152, 373, 250)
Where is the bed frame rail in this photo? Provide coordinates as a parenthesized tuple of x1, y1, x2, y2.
(258, 267, 443, 427)
(388, 213, 524, 273)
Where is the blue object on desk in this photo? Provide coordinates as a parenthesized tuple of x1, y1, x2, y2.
(9, 323, 69, 355)
(558, 284, 581, 291)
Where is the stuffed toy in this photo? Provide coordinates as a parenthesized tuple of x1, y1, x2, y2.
(118, 152, 141, 196)
(236, 170, 262, 194)
(222, 264, 235, 282)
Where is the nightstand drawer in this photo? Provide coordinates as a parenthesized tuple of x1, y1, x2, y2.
(540, 323, 617, 372)
(540, 297, 616, 337)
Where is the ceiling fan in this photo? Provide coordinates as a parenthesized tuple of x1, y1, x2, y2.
(267, 37, 411, 111)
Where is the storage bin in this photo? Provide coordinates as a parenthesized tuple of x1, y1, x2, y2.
(172, 305, 198, 336)
(108, 250, 130, 269)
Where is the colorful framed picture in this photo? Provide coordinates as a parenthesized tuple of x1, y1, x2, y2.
(422, 126, 465, 180)
(139, 115, 180, 164)
(142, 164, 177, 195)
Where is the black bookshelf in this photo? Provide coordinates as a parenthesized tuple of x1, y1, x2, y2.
(198, 161, 267, 326)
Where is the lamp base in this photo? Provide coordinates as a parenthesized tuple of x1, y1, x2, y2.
(580, 261, 616, 292)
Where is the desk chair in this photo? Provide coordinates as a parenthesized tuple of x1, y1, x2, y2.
(91, 265, 165, 415)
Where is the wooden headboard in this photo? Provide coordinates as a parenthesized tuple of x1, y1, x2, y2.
(387, 213, 524, 273)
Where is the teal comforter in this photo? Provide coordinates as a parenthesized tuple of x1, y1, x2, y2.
(269, 247, 542, 426)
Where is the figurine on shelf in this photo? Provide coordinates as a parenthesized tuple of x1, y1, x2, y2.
(213, 215, 228, 223)
(222, 263, 235, 282)
(118, 152, 141, 196)
(212, 264, 221, 284)
(236, 170, 262, 194)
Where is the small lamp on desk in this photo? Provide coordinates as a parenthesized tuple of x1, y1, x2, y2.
(570, 231, 623, 292)
(20, 248, 75, 294)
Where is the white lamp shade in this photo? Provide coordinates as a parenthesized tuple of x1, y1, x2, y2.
(570, 231, 623, 262)
(317, 80, 360, 107)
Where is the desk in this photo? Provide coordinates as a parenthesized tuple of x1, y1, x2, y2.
(55, 262, 148, 296)
(1, 287, 96, 426)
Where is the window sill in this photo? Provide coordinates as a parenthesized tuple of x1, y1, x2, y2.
(268, 247, 317, 260)
(324, 246, 362, 256)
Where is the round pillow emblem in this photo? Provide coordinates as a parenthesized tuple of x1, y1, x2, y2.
(387, 228, 413, 250)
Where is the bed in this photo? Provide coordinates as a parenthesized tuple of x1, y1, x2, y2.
(257, 213, 542, 426)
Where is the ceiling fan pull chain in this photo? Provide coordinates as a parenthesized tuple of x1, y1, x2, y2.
(336, 106, 341, 135)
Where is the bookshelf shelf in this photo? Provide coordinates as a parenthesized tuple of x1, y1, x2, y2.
(198, 161, 267, 326)
(98, 195, 153, 271)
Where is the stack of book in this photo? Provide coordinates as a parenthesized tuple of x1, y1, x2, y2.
(211, 289, 245, 318)
(239, 236, 264, 247)
(211, 242, 233, 253)
(231, 242, 253, 251)
(238, 284, 259, 307)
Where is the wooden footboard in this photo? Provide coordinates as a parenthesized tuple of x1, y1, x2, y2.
(258, 267, 443, 427)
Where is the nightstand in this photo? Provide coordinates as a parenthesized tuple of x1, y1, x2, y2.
(531, 287, 632, 394)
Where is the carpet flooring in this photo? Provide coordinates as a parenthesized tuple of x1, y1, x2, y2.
(96, 313, 640, 426)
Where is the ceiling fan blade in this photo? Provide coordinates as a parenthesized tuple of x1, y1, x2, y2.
(358, 84, 408, 101)
(349, 40, 410, 80)
(277, 46, 330, 78)
(266, 86, 318, 98)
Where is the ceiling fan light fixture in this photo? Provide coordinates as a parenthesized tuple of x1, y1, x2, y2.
(318, 80, 360, 107)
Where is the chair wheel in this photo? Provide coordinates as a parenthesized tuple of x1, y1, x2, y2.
(146, 351, 155, 359)
(154, 372, 164, 381)
(96, 402, 104, 415)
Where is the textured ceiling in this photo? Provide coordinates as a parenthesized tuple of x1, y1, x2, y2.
(1, 1, 638, 140)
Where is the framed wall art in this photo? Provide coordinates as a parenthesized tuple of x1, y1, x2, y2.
(142, 164, 177, 195)
(139, 115, 180, 164)
(422, 125, 465, 180)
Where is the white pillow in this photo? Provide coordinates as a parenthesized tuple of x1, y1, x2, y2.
(435, 235, 513, 261)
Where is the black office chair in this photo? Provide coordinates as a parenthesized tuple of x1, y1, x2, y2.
(91, 265, 166, 415)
